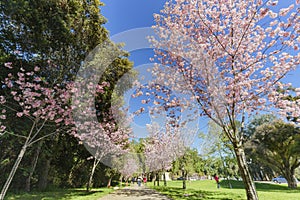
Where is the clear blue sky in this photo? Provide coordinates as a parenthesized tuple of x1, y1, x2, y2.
(101, 0, 166, 35)
(100, 0, 300, 149)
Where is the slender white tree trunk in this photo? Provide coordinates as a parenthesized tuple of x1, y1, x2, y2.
(87, 159, 99, 192)
(0, 145, 27, 200)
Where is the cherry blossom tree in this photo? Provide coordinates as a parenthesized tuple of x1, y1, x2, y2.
(71, 116, 131, 191)
(150, 0, 300, 199)
(117, 154, 140, 185)
(73, 79, 134, 191)
(71, 76, 132, 191)
(144, 121, 187, 186)
(0, 63, 73, 200)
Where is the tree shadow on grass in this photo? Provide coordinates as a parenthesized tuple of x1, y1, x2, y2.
(153, 186, 244, 200)
(220, 180, 300, 193)
(6, 188, 109, 200)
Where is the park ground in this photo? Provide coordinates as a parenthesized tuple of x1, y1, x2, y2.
(4, 180, 300, 200)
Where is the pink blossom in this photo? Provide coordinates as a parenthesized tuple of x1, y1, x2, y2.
(267, 1, 278, 6)
(268, 11, 278, 18)
(34, 77, 41, 82)
(34, 66, 40, 71)
(0, 96, 6, 104)
(4, 62, 12, 69)
(55, 118, 63, 123)
(279, 4, 294, 16)
(13, 96, 20, 102)
(0, 125, 6, 132)
(260, 8, 269, 17)
(16, 112, 23, 117)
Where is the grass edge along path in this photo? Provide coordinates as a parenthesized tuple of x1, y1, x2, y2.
(4, 187, 114, 200)
(150, 180, 300, 200)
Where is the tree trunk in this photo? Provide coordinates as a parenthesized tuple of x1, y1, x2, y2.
(156, 172, 160, 186)
(107, 177, 112, 188)
(87, 159, 98, 192)
(234, 147, 258, 200)
(0, 145, 27, 200)
(182, 178, 186, 189)
(163, 172, 167, 186)
(284, 169, 297, 189)
(25, 141, 43, 192)
(182, 170, 186, 190)
(38, 159, 51, 191)
(120, 175, 123, 187)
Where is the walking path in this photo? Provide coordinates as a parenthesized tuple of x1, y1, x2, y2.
(98, 184, 172, 200)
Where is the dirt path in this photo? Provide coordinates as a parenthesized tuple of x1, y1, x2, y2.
(98, 184, 172, 200)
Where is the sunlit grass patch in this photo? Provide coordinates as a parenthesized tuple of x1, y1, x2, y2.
(150, 180, 300, 200)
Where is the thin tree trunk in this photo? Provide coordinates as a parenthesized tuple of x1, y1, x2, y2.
(182, 170, 186, 189)
(153, 173, 156, 186)
(163, 172, 167, 186)
(120, 175, 123, 187)
(87, 159, 99, 192)
(234, 147, 258, 200)
(0, 145, 27, 200)
(156, 172, 160, 186)
(107, 177, 112, 188)
(25, 141, 43, 192)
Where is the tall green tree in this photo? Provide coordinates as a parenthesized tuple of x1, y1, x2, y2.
(0, 0, 134, 195)
(0, 0, 108, 80)
(250, 120, 300, 189)
(172, 148, 203, 189)
(244, 114, 277, 181)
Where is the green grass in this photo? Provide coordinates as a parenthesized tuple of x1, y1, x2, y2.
(150, 180, 300, 200)
(5, 187, 113, 200)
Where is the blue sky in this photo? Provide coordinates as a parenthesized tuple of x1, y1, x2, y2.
(100, 0, 300, 149)
(101, 0, 166, 35)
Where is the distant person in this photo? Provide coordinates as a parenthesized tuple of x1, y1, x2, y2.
(137, 176, 142, 186)
(143, 176, 147, 185)
(213, 174, 220, 189)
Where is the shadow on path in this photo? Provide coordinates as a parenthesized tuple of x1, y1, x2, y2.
(98, 185, 172, 200)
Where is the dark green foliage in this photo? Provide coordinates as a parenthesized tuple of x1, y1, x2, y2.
(249, 120, 300, 188)
(0, 0, 108, 78)
(0, 0, 134, 193)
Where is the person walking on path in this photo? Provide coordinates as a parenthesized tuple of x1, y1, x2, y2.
(213, 174, 220, 189)
(143, 176, 147, 186)
(137, 176, 142, 186)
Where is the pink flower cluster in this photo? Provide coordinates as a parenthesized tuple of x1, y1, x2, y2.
(150, 0, 300, 125)
(2, 64, 73, 125)
(144, 122, 186, 172)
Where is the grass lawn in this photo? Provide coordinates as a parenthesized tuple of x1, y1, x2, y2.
(5, 187, 113, 200)
(150, 180, 300, 200)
